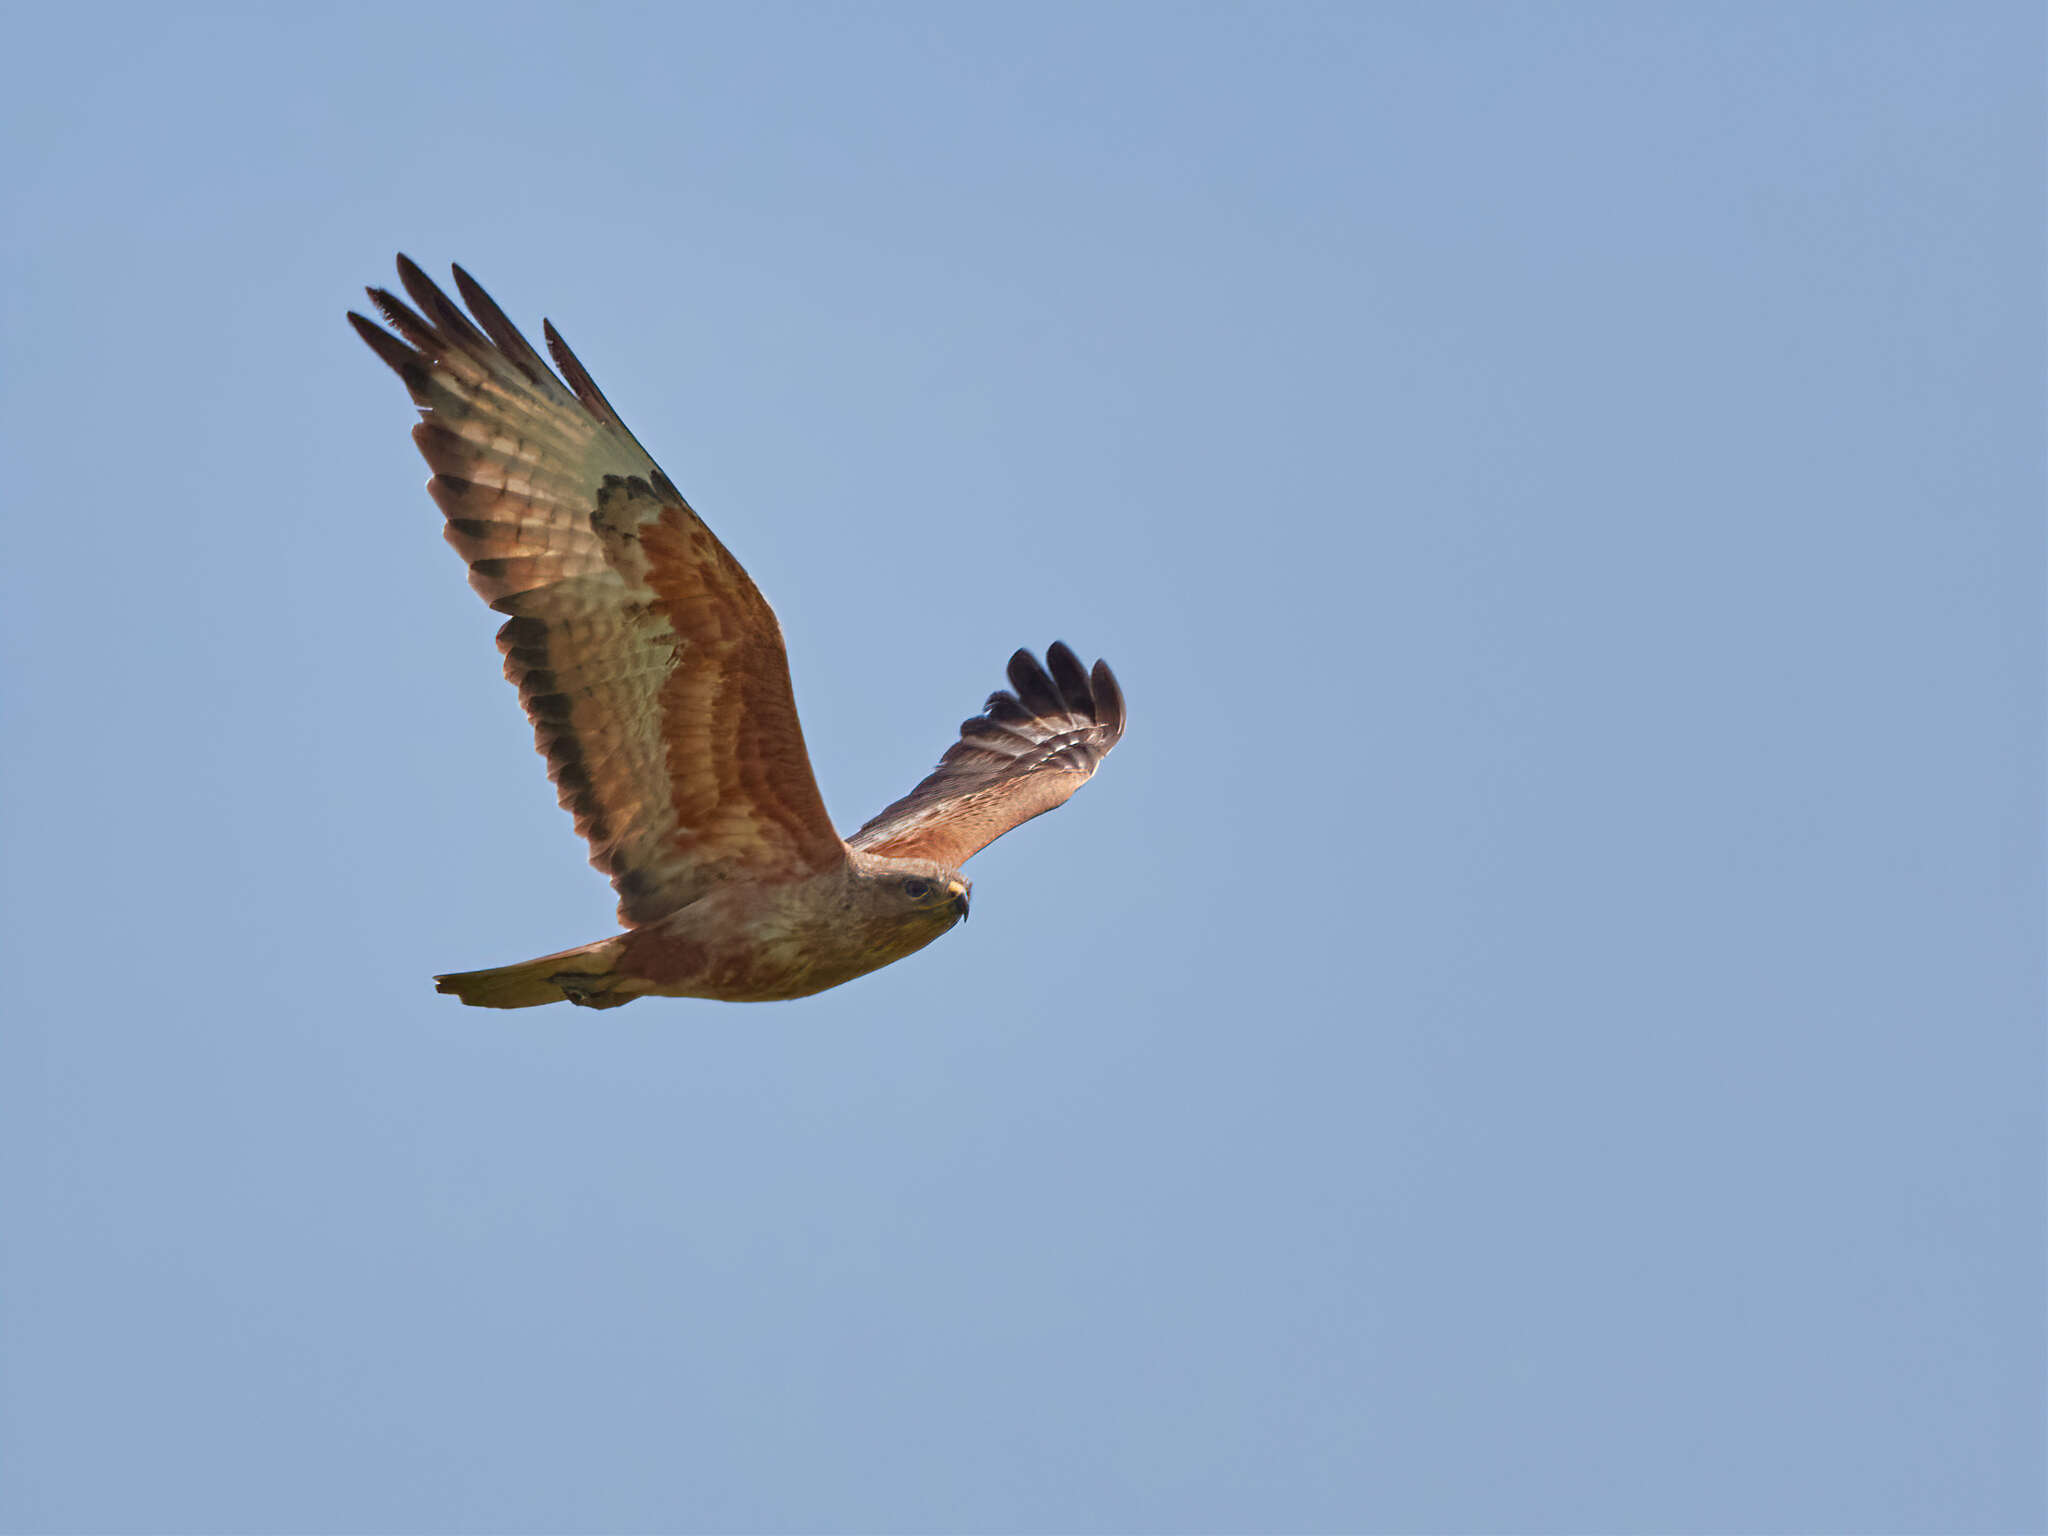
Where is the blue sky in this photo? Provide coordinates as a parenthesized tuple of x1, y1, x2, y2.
(3, 3, 2040, 1531)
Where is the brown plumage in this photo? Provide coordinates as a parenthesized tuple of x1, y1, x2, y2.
(352, 257, 1125, 1008)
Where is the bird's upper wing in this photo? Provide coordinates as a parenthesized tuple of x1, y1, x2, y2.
(351, 257, 846, 925)
(849, 644, 1124, 867)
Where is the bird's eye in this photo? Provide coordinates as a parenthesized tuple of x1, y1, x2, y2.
(901, 878, 932, 899)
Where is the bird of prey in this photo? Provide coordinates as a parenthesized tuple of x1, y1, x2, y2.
(350, 258, 1124, 1009)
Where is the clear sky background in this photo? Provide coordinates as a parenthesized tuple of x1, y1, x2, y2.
(3, 4, 2040, 1532)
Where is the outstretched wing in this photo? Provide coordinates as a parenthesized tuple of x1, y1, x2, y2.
(850, 643, 1125, 867)
(351, 256, 846, 925)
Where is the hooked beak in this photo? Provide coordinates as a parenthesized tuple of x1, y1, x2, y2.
(947, 879, 970, 921)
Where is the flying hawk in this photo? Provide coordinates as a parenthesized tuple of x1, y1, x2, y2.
(351, 258, 1124, 1008)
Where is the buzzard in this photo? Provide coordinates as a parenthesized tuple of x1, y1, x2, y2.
(351, 258, 1124, 1008)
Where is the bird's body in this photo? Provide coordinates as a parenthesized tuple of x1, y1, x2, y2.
(439, 856, 969, 1008)
(351, 258, 1123, 1008)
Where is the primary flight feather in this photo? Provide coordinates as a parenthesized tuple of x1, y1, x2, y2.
(351, 257, 1124, 1008)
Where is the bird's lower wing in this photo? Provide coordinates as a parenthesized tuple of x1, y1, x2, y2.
(850, 643, 1124, 868)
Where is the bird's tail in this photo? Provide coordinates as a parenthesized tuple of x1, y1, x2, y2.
(434, 933, 636, 1009)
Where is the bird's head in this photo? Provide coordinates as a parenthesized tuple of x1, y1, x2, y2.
(850, 853, 972, 944)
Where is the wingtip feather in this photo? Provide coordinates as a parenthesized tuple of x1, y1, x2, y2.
(449, 263, 554, 383)
(1090, 658, 1126, 740)
(1045, 641, 1092, 718)
(544, 317, 624, 425)
(349, 309, 428, 389)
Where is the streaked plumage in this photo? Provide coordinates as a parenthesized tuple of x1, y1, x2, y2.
(351, 257, 1124, 1008)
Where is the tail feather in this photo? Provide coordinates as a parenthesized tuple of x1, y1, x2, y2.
(434, 934, 635, 1009)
